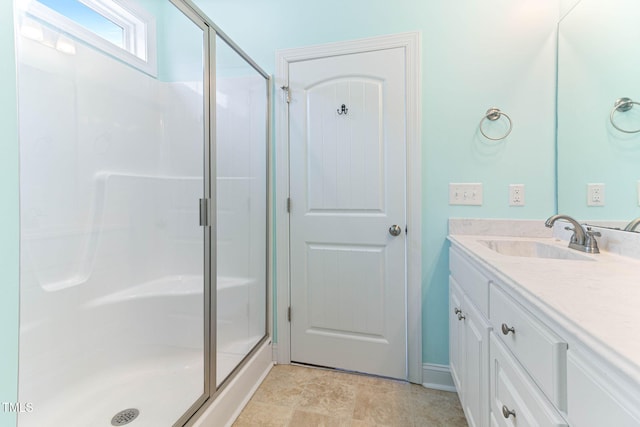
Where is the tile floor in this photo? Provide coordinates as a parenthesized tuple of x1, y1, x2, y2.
(232, 364, 468, 426)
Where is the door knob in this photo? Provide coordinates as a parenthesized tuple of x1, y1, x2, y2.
(502, 405, 516, 419)
(389, 225, 402, 236)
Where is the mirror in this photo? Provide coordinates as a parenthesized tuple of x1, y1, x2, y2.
(557, 0, 640, 230)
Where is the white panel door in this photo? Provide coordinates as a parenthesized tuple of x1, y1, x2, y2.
(288, 48, 407, 379)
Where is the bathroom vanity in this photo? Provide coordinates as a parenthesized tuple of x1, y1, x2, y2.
(448, 221, 640, 427)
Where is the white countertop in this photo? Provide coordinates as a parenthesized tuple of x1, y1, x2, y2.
(448, 233, 640, 387)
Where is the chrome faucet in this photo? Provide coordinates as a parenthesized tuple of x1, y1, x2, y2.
(545, 214, 600, 254)
(624, 217, 640, 232)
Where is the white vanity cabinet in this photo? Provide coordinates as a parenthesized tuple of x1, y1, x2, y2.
(450, 245, 567, 427)
(449, 238, 640, 427)
(450, 248, 492, 427)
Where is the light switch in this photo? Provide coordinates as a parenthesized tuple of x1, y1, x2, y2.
(449, 183, 483, 206)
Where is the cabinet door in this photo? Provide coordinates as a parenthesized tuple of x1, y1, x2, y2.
(567, 351, 640, 427)
(463, 297, 491, 427)
(450, 247, 490, 317)
(449, 277, 465, 395)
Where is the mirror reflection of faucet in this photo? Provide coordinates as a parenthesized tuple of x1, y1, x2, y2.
(624, 217, 640, 232)
(545, 214, 600, 254)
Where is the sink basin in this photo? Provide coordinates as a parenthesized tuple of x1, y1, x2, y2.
(478, 240, 594, 261)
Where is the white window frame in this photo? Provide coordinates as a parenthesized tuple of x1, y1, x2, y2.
(25, 0, 157, 76)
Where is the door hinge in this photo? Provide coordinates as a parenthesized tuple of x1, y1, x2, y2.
(405, 226, 408, 235)
(199, 198, 210, 227)
(286, 197, 291, 213)
(287, 306, 291, 322)
(281, 85, 291, 103)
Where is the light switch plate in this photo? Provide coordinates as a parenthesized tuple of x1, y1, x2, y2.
(449, 183, 483, 206)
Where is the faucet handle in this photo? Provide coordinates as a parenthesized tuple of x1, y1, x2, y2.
(586, 226, 601, 237)
(584, 227, 601, 254)
(564, 226, 579, 243)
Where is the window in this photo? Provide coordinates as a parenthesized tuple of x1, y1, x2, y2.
(23, 0, 157, 75)
(38, 0, 126, 49)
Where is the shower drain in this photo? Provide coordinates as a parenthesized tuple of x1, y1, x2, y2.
(111, 408, 140, 426)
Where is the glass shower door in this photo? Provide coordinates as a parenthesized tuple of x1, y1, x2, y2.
(16, 1, 209, 426)
(215, 36, 269, 386)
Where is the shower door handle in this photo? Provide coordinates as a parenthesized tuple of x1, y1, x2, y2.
(199, 198, 210, 227)
(389, 225, 402, 236)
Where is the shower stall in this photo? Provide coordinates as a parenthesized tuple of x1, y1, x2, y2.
(15, 0, 270, 426)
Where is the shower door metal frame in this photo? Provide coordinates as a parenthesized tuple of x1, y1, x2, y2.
(166, 2, 213, 426)
(169, 1, 272, 426)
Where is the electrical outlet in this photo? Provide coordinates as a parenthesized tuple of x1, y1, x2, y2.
(449, 183, 483, 206)
(509, 184, 525, 206)
(587, 183, 605, 206)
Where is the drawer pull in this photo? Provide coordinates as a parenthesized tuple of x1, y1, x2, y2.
(454, 307, 462, 315)
(501, 323, 515, 335)
(502, 405, 516, 419)
(457, 313, 466, 321)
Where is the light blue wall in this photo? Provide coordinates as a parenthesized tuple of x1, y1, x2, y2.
(155, 1, 206, 82)
(0, 1, 19, 426)
(133, 0, 205, 82)
(194, 0, 560, 366)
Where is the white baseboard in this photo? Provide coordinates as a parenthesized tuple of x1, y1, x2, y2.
(422, 363, 457, 392)
(271, 343, 278, 363)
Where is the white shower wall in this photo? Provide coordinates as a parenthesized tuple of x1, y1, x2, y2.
(17, 21, 207, 426)
(18, 35, 205, 293)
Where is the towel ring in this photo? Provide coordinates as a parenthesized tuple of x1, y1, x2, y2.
(610, 98, 640, 134)
(479, 108, 513, 141)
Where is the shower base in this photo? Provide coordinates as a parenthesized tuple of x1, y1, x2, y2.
(18, 341, 263, 427)
(18, 346, 202, 427)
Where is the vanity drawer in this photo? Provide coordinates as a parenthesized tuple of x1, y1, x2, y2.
(490, 334, 568, 427)
(489, 283, 567, 409)
(450, 247, 489, 318)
